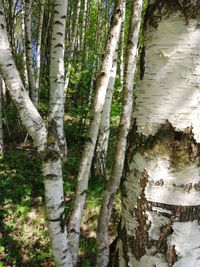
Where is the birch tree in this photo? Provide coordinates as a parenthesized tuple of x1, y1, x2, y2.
(35, 0, 45, 92)
(93, 50, 118, 179)
(68, 0, 124, 264)
(24, 0, 38, 106)
(95, 0, 143, 266)
(0, 1, 73, 265)
(114, 1, 200, 266)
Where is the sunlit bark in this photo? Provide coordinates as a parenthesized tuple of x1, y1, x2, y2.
(115, 2, 200, 266)
(68, 0, 124, 265)
(95, 0, 143, 266)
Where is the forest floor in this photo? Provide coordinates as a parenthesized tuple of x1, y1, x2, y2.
(0, 119, 120, 267)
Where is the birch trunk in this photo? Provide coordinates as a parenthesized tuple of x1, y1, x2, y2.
(119, 0, 126, 85)
(0, 1, 46, 150)
(49, 0, 68, 158)
(115, 2, 200, 266)
(93, 50, 118, 179)
(24, 0, 38, 106)
(1, 1, 73, 265)
(0, 75, 3, 156)
(43, 1, 74, 266)
(21, 3, 28, 88)
(95, 1, 143, 266)
(35, 0, 45, 93)
(88, 0, 103, 106)
(68, 0, 124, 265)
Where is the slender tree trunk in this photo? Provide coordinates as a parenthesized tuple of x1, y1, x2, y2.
(68, 1, 124, 265)
(0, 75, 3, 155)
(93, 50, 118, 179)
(64, 0, 81, 94)
(21, 3, 29, 88)
(88, 0, 103, 106)
(35, 0, 45, 93)
(95, 1, 143, 266)
(119, 0, 126, 85)
(115, 2, 200, 266)
(24, 0, 38, 106)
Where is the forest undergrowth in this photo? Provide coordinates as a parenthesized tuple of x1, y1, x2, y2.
(0, 116, 121, 267)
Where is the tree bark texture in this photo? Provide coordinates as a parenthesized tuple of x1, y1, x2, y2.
(68, 0, 124, 265)
(49, 0, 68, 158)
(93, 49, 118, 179)
(115, 2, 200, 266)
(96, 0, 143, 266)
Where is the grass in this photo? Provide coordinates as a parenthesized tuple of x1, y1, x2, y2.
(0, 117, 121, 267)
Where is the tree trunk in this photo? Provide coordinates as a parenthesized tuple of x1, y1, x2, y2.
(93, 49, 118, 179)
(35, 0, 45, 93)
(64, 0, 81, 94)
(49, 0, 68, 158)
(24, 0, 38, 106)
(115, 1, 200, 266)
(95, 0, 143, 266)
(68, 0, 124, 265)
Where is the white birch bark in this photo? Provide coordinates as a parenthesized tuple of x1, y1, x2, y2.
(0, 1, 46, 150)
(49, 0, 68, 158)
(0, 75, 3, 155)
(35, 0, 45, 92)
(21, 3, 28, 88)
(93, 50, 118, 178)
(45, 2, 72, 264)
(116, 3, 200, 266)
(119, 0, 126, 85)
(24, 0, 38, 106)
(68, 1, 124, 265)
(95, 1, 143, 266)
(0, 2, 72, 266)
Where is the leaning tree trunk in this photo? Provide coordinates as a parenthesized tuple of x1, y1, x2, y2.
(115, 1, 200, 266)
(95, 0, 143, 266)
(68, 0, 124, 265)
(93, 49, 118, 179)
(0, 1, 46, 150)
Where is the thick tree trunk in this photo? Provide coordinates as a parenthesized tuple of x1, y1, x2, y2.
(95, 0, 143, 266)
(24, 0, 38, 106)
(49, 0, 68, 157)
(68, 0, 124, 265)
(115, 2, 200, 266)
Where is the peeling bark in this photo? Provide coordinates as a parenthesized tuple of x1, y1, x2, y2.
(117, 2, 200, 266)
